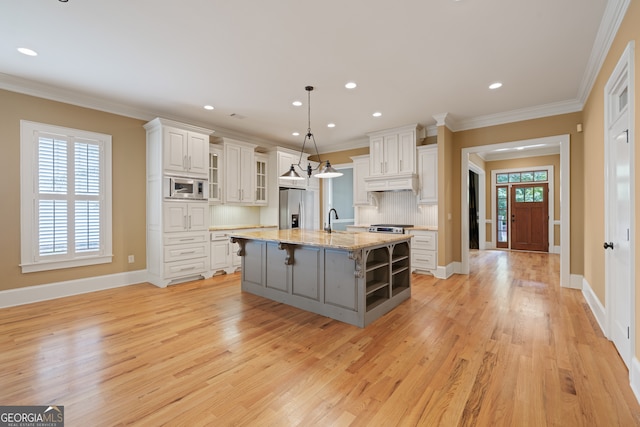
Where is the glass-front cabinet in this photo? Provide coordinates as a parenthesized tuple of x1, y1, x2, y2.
(255, 153, 268, 205)
(209, 145, 222, 203)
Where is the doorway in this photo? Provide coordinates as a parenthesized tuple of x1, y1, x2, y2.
(469, 170, 479, 249)
(461, 135, 570, 287)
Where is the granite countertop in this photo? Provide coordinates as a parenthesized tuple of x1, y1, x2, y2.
(347, 225, 438, 231)
(228, 229, 412, 250)
(209, 224, 278, 231)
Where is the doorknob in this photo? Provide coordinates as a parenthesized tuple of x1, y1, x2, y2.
(603, 242, 614, 250)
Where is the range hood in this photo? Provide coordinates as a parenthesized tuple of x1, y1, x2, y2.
(364, 173, 419, 194)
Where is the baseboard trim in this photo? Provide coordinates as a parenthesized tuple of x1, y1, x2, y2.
(0, 270, 148, 309)
(434, 262, 461, 279)
(581, 276, 607, 336)
(631, 357, 640, 406)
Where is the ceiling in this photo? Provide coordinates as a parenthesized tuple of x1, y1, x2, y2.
(0, 0, 619, 154)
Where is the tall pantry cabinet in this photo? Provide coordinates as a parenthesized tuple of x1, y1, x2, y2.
(144, 118, 214, 287)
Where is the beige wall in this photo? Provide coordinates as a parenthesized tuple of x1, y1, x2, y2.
(0, 90, 147, 291)
(582, 1, 640, 355)
(484, 155, 561, 246)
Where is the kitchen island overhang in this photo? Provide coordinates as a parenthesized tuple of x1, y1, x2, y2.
(229, 229, 413, 327)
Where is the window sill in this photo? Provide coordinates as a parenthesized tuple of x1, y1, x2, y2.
(20, 255, 113, 273)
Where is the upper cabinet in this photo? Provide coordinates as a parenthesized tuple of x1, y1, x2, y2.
(368, 124, 420, 177)
(145, 118, 212, 179)
(417, 145, 438, 204)
(208, 145, 222, 203)
(255, 153, 268, 205)
(352, 155, 374, 206)
(162, 125, 209, 177)
(222, 139, 257, 204)
(365, 124, 422, 193)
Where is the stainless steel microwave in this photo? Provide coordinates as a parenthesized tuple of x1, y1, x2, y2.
(163, 176, 206, 200)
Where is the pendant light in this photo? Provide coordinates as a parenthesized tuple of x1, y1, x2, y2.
(280, 86, 343, 180)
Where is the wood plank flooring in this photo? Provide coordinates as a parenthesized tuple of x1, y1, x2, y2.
(1, 250, 640, 426)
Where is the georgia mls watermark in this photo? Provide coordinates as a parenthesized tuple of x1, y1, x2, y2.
(0, 406, 64, 427)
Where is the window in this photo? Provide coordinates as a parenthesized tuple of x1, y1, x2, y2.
(496, 170, 548, 184)
(20, 121, 112, 272)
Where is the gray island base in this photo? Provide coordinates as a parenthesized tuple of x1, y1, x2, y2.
(229, 229, 412, 328)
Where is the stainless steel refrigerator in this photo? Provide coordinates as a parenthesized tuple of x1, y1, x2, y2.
(279, 188, 314, 229)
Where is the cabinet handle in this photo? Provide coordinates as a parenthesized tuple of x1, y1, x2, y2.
(184, 155, 188, 170)
(380, 161, 383, 173)
(184, 215, 187, 230)
(400, 159, 402, 171)
(188, 215, 192, 230)
(179, 266, 196, 271)
(180, 250, 197, 255)
(188, 156, 192, 170)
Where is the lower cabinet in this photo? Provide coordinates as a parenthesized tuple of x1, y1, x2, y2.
(409, 229, 437, 274)
(210, 227, 276, 275)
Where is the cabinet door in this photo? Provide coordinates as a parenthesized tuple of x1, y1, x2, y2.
(163, 127, 188, 173)
(352, 156, 371, 205)
(209, 148, 222, 203)
(398, 131, 416, 174)
(383, 134, 399, 175)
(369, 136, 384, 176)
(225, 144, 242, 203)
(211, 240, 230, 270)
(187, 132, 209, 176)
(163, 202, 187, 232)
(239, 146, 254, 202)
(255, 155, 268, 205)
(188, 203, 208, 231)
(418, 146, 438, 204)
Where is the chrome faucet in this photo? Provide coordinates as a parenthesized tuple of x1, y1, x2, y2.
(325, 208, 339, 233)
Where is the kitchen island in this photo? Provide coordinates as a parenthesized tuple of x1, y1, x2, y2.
(229, 229, 412, 327)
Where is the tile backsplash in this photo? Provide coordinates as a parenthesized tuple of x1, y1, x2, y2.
(356, 191, 437, 226)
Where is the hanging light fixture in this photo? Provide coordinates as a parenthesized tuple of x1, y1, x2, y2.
(281, 86, 343, 180)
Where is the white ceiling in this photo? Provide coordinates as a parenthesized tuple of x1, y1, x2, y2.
(0, 0, 621, 154)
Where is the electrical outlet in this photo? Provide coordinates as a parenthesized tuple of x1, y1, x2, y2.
(128, 255, 134, 263)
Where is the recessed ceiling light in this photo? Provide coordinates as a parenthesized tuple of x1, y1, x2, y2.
(17, 47, 38, 56)
(203, 105, 214, 110)
(372, 112, 382, 117)
(292, 101, 302, 107)
(327, 123, 336, 128)
(345, 82, 357, 89)
(292, 132, 300, 136)
(489, 82, 503, 90)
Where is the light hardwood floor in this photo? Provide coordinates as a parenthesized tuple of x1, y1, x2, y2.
(2, 250, 640, 426)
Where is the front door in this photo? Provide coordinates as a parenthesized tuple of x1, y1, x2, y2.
(510, 183, 548, 252)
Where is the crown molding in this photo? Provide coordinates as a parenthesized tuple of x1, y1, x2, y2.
(577, 0, 631, 104)
(452, 99, 583, 132)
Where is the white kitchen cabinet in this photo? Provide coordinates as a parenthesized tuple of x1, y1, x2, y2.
(255, 153, 268, 205)
(223, 139, 257, 204)
(163, 201, 208, 233)
(417, 145, 438, 204)
(162, 125, 209, 177)
(210, 227, 277, 275)
(351, 155, 373, 206)
(209, 145, 222, 203)
(368, 125, 419, 177)
(144, 118, 214, 287)
(409, 229, 437, 274)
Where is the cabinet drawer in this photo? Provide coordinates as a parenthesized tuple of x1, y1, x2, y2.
(164, 242, 208, 262)
(210, 231, 228, 241)
(164, 258, 208, 279)
(164, 232, 208, 246)
(412, 249, 436, 270)
(410, 232, 436, 250)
